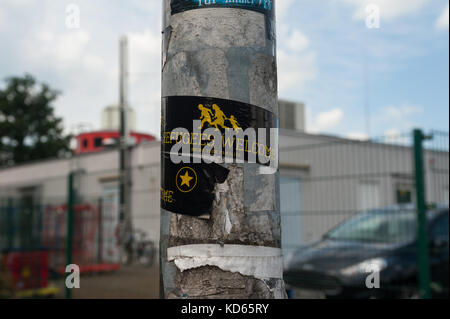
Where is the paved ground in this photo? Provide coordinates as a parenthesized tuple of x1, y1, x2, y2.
(53, 265, 159, 299)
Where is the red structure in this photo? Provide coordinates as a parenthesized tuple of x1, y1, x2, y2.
(4, 251, 49, 291)
(42, 204, 121, 275)
(75, 131, 155, 154)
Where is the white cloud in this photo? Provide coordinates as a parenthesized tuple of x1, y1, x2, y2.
(286, 29, 310, 52)
(25, 30, 94, 69)
(277, 49, 317, 95)
(20, 26, 117, 134)
(436, 4, 449, 30)
(0, 0, 36, 31)
(384, 104, 423, 119)
(276, 5, 317, 96)
(0, 0, 163, 137)
(383, 128, 412, 145)
(378, 104, 424, 135)
(342, 0, 431, 20)
(0, 0, 36, 8)
(0, 11, 4, 31)
(346, 132, 370, 140)
(384, 128, 401, 136)
(310, 108, 344, 133)
(276, 0, 295, 19)
(127, 29, 162, 136)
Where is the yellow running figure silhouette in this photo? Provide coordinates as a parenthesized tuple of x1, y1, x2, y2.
(228, 115, 241, 130)
(211, 104, 228, 130)
(198, 103, 241, 130)
(198, 104, 214, 129)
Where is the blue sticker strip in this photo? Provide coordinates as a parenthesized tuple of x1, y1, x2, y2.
(171, 0, 274, 17)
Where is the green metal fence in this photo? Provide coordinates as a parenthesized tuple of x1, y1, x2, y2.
(0, 164, 160, 299)
(0, 129, 448, 299)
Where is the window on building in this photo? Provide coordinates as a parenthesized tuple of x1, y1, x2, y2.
(83, 138, 88, 148)
(94, 137, 103, 148)
(10, 187, 41, 251)
(0, 198, 11, 251)
(393, 180, 415, 205)
(395, 183, 414, 205)
(396, 189, 412, 204)
(101, 187, 120, 263)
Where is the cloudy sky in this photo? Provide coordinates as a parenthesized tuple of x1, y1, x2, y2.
(0, 0, 448, 139)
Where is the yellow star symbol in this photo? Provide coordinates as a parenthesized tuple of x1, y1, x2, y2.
(179, 170, 193, 188)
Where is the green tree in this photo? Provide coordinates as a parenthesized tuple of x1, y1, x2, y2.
(0, 74, 71, 167)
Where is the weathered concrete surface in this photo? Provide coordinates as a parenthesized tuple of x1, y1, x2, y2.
(161, 0, 285, 299)
(167, 166, 280, 248)
(169, 267, 274, 299)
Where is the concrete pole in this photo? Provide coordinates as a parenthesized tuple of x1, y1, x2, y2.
(119, 36, 132, 263)
(160, 1, 285, 299)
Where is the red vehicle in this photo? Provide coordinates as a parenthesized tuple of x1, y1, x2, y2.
(75, 131, 155, 154)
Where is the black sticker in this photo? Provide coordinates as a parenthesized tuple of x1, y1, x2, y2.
(161, 154, 229, 217)
(171, 0, 274, 18)
(162, 96, 277, 165)
(161, 96, 277, 217)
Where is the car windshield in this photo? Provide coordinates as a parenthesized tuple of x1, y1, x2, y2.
(327, 208, 417, 243)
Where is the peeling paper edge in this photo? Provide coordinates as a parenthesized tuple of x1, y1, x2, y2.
(167, 244, 283, 280)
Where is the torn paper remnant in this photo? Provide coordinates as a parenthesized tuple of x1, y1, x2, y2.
(167, 244, 282, 280)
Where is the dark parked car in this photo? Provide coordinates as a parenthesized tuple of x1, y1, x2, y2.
(284, 205, 449, 299)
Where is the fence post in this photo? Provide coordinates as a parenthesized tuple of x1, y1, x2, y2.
(65, 172, 75, 299)
(7, 198, 13, 251)
(413, 129, 432, 299)
(97, 197, 103, 264)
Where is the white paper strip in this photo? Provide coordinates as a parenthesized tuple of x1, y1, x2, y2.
(167, 244, 283, 280)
